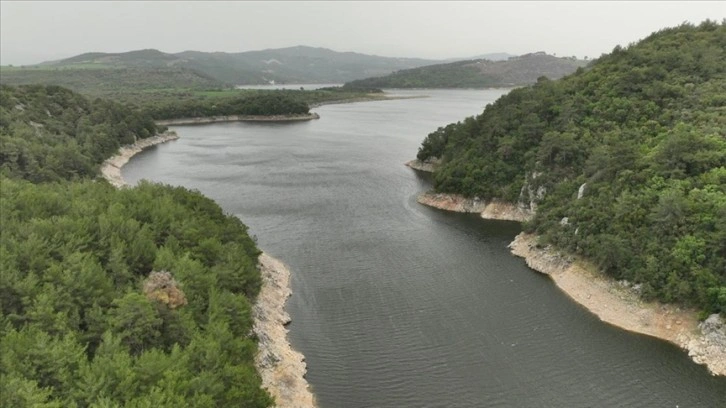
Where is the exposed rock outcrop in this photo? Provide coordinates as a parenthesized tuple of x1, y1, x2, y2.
(417, 192, 533, 222)
(405, 158, 441, 173)
(142, 271, 187, 309)
(521, 171, 546, 212)
(480, 200, 533, 223)
(685, 314, 726, 376)
(577, 182, 587, 200)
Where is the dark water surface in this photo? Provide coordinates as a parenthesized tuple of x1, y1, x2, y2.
(123, 89, 726, 407)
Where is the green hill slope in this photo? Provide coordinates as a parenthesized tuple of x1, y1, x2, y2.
(0, 84, 160, 181)
(344, 52, 588, 88)
(0, 66, 224, 95)
(51, 48, 178, 67)
(0, 85, 273, 406)
(416, 21, 726, 314)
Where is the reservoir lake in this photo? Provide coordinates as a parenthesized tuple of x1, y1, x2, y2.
(123, 89, 726, 407)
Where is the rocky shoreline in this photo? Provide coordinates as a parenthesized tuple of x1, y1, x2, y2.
(100, 131, 180, 188)
(254, 254, 317, 408)
(416, 192, 533, 222)
(408, 163, 726, 376)
(509, 233, 726, 377)
(406, 160, 533, 223)
(404, 158, 440, 173)
(101, 133, 318, 404)
(155, 113, 320, 126)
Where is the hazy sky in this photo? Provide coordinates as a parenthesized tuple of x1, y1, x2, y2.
(1, 1, 724, 65)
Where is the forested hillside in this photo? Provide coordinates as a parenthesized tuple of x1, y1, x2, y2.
(416, 21, 726, 314)
(141, 91, 310, 120)
(0, 85, 273, 406)
(0, 85, 160, 181)
(0, 73, 384, 124)
(344, 52, 587, 88)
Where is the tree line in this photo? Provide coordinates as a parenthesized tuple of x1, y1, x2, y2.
(132, 87, 382, 120)
(143, 92, 310, 120)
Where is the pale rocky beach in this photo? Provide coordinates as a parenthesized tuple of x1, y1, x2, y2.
(100, 131, 180, 188)
(254, 254, 317, 408)
(409, 163, 726, 377)
(102, 132, 317, 405)
(416, 191, 533, 222)
(509, 233, 726, 377)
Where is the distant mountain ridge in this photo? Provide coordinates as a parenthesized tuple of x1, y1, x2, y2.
(444, 52, 516, 62)
(37, 46, 441, 85)
(344, 52, 589, 89)
(2, 46, 581, 93)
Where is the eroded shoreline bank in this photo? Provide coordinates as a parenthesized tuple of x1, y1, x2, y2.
(404, 159, 439, 173)
(101, 133, 317, 406)
(509, 233, 726, 377)
(408, 163, 725, 376)
(255, 254, 317, 408)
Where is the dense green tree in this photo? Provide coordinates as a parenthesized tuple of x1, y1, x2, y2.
(0, 178, 272, 406)
(0, 84, 273, 406)
(416, 21, 726, 315)
(141, 91, 310, 120)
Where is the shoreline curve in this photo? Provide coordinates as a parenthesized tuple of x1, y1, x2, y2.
(156, 113, 320, 126)
(408, 163, 725, 376)
(100, 131, 180, 188)
(101, 133, 317, 405)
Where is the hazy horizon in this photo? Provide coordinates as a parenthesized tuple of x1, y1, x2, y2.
(1, 1, 724, 66)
